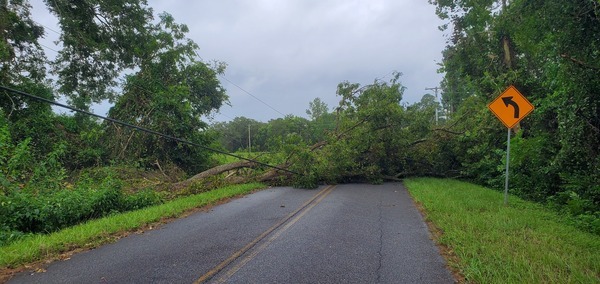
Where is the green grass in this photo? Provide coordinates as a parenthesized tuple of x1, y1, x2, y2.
(212, 151, 278, 165)
(405, 178, 600, 284)
(0, 183, 265, 269)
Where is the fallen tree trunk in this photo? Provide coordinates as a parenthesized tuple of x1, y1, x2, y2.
(171, 159, 296, 191)
(171, 160, 259, 191)
(381, 175, 403, 182)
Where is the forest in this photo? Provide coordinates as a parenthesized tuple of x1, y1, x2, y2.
(0, 0, 598, 246)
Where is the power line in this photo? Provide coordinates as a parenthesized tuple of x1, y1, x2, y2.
(0, 85, 300, 176)
(219, 75, 285, 116)
(193, 51, 286, 117)
(36, 13, 269, 123)
(216, 112, 235, 121)
(36, 21, 61, 35)
(39, 43, 60, 53)
(37, 28, 249, 125)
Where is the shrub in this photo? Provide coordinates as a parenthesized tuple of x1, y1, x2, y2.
(0, 171, 163, 246)
(123, 189, 163, 211)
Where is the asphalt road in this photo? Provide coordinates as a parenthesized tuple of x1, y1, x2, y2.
(8, 183, 453, 283)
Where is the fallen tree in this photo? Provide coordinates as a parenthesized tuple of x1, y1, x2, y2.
(169, 75, 468, 190)
(170, 112, 463, 191)
(170, 159, 295, 191)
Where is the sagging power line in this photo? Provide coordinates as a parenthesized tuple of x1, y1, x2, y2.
(193, 51, 286, 118)
(219, 75, 285, 117)
(0, 85, 300, 176)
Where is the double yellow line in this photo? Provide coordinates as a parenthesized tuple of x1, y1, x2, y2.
(195, 185, 336, 283)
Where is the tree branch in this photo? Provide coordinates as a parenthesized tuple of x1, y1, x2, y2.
(382, 175, 403, 182)
(373, 123, 396, 131)
(432, 128, 465, 135)
(587, 120, 600, 134)
(335, 116, 369, 139)
(560, 54, 600, 70)
(408, 138, 428, 147)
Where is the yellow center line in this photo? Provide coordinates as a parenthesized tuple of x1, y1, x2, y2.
(212, 185, 335, 283)
(194, 185, 336, 284)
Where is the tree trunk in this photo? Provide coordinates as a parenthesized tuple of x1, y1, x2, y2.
(171, 160, 258, 191)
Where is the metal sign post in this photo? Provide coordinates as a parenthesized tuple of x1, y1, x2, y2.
(504, 128, 511, 205)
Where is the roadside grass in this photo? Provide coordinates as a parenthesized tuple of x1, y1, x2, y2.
(0, 183, 265, 270)
(212, 152, 245, 165)
(404, 178, 600, 284)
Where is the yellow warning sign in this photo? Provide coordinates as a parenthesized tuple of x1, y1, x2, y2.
(488, 85, 534, 129)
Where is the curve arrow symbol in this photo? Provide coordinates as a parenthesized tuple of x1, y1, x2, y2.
(502, 96, 520, 118)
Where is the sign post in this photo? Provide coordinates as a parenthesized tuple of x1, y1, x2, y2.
(504, 128, 511, 205)
(488, 85, 534, 205)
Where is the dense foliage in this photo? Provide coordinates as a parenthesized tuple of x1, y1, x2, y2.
(0, 170, 162, 245)
(426, 0, 599, 228)
(105, 13, 226, 174)
(0, 0, 226, 244)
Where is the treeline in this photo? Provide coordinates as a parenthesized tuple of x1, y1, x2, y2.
(211, 98, 336, 153)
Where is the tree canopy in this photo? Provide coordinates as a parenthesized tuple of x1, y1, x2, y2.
(44, 0, 154, 108)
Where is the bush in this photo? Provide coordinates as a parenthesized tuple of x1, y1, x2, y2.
(88, 186, 125, 218)
(123, 189, 163, 211)
(0, 172, 163, 246)
(546, 190, 600, 235)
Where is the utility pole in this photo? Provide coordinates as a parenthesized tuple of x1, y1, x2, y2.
(248, 124, 251, 154)
(425, 87, 441, 125)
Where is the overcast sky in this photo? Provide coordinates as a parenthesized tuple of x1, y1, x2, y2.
(31, 0, 447, 122)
